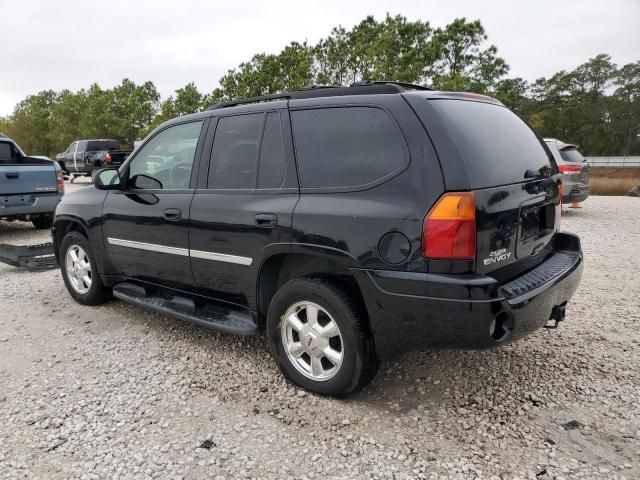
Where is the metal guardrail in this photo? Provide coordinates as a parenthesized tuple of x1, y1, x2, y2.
(586, 156, 640, 167)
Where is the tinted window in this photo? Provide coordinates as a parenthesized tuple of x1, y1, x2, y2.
(77, 141, 87, 152)
(208, 114, 262, 189)
(292, 107, 407, 189)
(258, 112, 286, 189)
(429, 99, 551, 188)
(559, 147, 586, 163)
(128, 121, 202, 190)
(87, 140, 120, 151)
(0, 142, 13, 162)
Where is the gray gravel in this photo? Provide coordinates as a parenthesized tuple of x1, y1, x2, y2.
(0, 191, 639, 479)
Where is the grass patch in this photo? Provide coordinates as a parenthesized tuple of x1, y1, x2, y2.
(588, 167, 640, 196)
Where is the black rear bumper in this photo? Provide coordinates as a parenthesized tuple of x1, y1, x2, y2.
(354, 232, 583, 359)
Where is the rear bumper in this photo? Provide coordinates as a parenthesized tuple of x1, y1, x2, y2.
(0, 193, 62, 219)
(354, 232, 583, 359)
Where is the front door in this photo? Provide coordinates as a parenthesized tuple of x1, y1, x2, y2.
(102, 119, 206, 288)
(189, 109, 299, 309)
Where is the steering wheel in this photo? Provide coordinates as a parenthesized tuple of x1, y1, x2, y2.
(168, 162, 192, 188)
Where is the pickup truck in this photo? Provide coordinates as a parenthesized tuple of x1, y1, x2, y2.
(0, 135, 64, 229)
(56, 139, 131, 182)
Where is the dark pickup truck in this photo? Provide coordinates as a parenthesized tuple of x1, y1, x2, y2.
(56, 139, 131, 182)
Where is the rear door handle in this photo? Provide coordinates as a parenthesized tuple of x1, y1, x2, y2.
(255, 213, 278, 227)
(5, 172, 19, 179)
(162, 208, 182, 221)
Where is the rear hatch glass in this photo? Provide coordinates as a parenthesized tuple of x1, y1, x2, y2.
(429, 99, 552, 189)
(559, 147, 586, 163)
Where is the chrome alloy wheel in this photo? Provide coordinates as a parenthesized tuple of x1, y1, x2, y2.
(281, 301, 344, 381)
(65, 244, 92, 294)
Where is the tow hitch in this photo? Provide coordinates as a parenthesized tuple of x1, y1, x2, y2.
(545, 303, 567, 329)
(0, 242, 57, 271)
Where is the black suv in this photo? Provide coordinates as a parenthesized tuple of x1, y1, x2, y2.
(53, 82, 583, 396)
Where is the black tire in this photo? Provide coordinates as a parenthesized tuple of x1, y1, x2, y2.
(32, 215, 53, 229)
(267, 277, 379, 397)
(59, 231, 110, 305)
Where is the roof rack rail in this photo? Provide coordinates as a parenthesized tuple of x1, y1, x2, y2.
(350, 80, 432, 91)
(208, 80, 427, 110)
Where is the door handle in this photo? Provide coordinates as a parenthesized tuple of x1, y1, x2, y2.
(5, 172, 19, 179)
(254, 213, 278, 227)
(162, 208, 182, 221)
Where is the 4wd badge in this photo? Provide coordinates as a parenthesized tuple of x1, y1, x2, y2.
(483, 248, 512, 266)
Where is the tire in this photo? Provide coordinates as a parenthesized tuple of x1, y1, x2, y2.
(59, 231, 110, 305)
(32, 215, 53, 229)
(267, 277, 379, 397)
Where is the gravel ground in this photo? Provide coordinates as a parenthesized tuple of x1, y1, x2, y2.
(0, 189, 638, 479)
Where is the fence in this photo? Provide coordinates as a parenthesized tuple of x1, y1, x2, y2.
(586, 156, 640, 167)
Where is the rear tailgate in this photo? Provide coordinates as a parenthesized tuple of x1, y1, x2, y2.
(1, 161, 58, 195)
(409, 95, 561, 275)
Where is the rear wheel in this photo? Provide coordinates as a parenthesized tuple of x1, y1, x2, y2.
(267, 277, 379, 397)
(32, 215, 53, 229)
(60, 231, 110, 305)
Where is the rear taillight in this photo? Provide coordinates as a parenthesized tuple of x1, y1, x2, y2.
(558, 164, 581, 175)
(56, 169, 64, 193)
(104, 152, 112, 165)
(422, 192, 476, 260)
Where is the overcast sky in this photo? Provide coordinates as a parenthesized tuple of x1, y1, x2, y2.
(1, 0, 638, 115)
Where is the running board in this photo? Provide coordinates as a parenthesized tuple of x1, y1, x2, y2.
(112, 282, 261, 336)
(0, 242, 57, 270)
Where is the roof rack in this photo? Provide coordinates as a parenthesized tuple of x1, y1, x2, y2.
(208, 80, 429, 110)
(350, 80, 432, 91)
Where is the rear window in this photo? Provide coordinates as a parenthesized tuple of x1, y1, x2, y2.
(291, 107, 408, 190)
(429, 99, 551, 188)
(87, 140, 120, 151)
(559, 147, 586, 163)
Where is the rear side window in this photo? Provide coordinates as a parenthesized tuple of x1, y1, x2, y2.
(209, 114, 262, 189)
(258, 112, 286, 189)
(429, 100, 551, 188)
(559, 147, 586, 163)
(291, 107, 408, 190)
(0, 142, 18, 164)
(0, 142, 13, 162)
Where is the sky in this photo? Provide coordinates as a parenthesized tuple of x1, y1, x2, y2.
(0, 0, 638, 116)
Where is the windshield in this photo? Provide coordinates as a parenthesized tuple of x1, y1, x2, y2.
(429, 99, 552, 188)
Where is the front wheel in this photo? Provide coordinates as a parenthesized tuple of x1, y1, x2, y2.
(267, 277, 379, 397)
(60, 231, 110, 305)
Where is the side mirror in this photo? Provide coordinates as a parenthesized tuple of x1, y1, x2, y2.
(94, 168, 122, 190)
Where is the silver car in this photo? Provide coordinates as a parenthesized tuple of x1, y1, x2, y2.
(544, 138, 590, 203)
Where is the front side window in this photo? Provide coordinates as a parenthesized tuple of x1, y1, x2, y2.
(208, 114, 263, 189)
(128, 121, 203, 190)
(291, 107, 408, 190)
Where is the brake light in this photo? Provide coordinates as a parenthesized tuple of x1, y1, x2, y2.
(422, 192, 476, 260)
(56, 169, 64, 193)
(558, 164, 581, 175)
(104, 152, 112, 165)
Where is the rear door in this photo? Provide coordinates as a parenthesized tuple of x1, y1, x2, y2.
(189, 107, 299, 309)
(101, 119, 206, 288)
(406, 95, 561, 274)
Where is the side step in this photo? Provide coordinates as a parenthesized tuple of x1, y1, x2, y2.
(0, 242, 57, 271)
(112, 282, 261, 336)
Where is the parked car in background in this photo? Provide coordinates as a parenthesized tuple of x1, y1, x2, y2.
(53, 82, 583, 396)
(56, 139, 131, 182)
(0, 134, 64, 229)
(544, 139, 590, 203)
